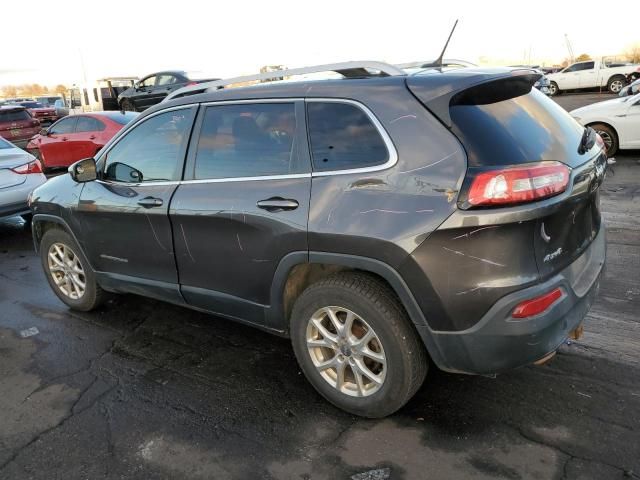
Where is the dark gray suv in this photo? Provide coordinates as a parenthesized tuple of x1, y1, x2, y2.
(30, 63, 607, 417)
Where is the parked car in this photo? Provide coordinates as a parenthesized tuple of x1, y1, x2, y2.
(35, 96, 64, 107)
(30, 62, 606, 418)
(619, 78, 640, 97)
(0, 136, 46, 221)
(509, 66, 552, 95)
(570, 92, 640, 156)
(17, 101, 58, 126)
(547, 58, 640, 95)
(117, 71, 219, 112)
(26, 111, 138, 170)
(0, 106, 41, 149)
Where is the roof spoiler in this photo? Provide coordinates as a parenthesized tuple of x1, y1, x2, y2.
(406, 69, 541, 128)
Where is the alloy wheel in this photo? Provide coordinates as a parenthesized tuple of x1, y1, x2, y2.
(306, 306, 386, 397)
(596, 130, 613, 150)
(610, 80, 624, 93)
(47, 242, 86, 300)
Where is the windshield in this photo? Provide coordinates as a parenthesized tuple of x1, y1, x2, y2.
(20, 102, 44, 108)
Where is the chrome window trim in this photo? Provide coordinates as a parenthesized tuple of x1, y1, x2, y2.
(96, 97, 398, 187)
(305, 98, 398, 177)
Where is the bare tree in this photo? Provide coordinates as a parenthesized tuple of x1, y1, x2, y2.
(624, 44, 640, 63)
(1, 85, 18, 97)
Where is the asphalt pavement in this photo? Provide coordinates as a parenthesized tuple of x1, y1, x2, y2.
(0, 94, 638, 480)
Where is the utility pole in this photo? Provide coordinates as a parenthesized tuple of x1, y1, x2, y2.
(564, 34, 575, 64)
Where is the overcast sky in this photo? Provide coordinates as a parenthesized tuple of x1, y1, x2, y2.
(1, 0, 638, 87)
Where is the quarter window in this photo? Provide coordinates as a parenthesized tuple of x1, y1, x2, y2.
(103, 109, 194, 183)
(307, 102, 389, 172)
(157, 75, 178, 86)
(193, 103, 298, 179)
(76, 116, 105, 133)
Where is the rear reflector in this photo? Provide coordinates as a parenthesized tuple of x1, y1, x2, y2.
(512, 288, 563, 318)
(468, 162, 570, 207)
(11, 160, 43, 175)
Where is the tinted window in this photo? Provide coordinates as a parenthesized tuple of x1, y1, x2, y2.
(103, 109, 194, 183)
(76, 116, 105, 132)
(157, 75, 178, 86)
(449, 89, 584, 167)
(194, 103, 298, 179)
(307, 102, 388, 172)
(139, 76, 156, 88)
(564, 64, 578, 73)
(0, 110, 31, 122)
(50, 117, 77, 134)
(574, 62, 594, 71)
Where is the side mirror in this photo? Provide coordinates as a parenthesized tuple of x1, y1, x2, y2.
(40, 128, 48, 136)
(69, 158, 97, 183)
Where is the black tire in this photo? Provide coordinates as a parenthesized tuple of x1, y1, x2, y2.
(40, 228, 106, 311)
(549, 81, 560, 96)
(120, 99, 136, 112)
(607, 75, 626, 94)
(290, 272, 428, 418)
(590, 123, 619, 157)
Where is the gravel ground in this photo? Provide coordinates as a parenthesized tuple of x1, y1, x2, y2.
(0, 94, 638, 480)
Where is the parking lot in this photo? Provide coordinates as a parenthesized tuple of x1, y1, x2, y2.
(0, 93, 639, 480)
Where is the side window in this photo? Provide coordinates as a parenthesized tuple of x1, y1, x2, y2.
(581, 61, 595, 71)
(50, 117, 77, 134)
(139, 76, 156, 88)
(564, 64, 578, 73)
(103, 109, 194, 183)
(76, 116, 105, 133)
(157, 75, 177, 86)
(193, 103, 298, 179)
(307, 102, 389, 172)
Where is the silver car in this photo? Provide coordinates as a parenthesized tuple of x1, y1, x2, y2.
(0, 137, 47, 221)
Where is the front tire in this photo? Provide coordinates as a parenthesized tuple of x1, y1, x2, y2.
(40, 228, 106, 311)
(549, 81, 560, 96)
(290, 272, 427, 418)
(590, 123, 619, 157)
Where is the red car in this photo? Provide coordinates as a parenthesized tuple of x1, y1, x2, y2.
(27, 111, 138, 170)
(0, 106, 41, 149)
(18, 101, 58, 126)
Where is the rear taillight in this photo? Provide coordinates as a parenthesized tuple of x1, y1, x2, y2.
(11, 160, 43, 175)
(467, 162, 570, 207)
(512, 288, 563, 318)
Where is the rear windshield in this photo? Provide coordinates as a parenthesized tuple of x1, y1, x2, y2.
(102, 111, 138, 125)
(450, 89, 585, 167)
(0, 137, 12, 149)
(0, 110, 31, 122)
(20, 102, 44, 108)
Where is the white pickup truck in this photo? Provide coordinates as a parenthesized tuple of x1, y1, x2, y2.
(547, 59, 640, 95)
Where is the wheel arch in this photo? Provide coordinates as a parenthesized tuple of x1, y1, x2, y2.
(31, 215, 91, 265)
(268, 252, 445, 366)
(585, 120, 619, 142)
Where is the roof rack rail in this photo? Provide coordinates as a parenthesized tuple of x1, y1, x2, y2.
(165, 60, 406, 101)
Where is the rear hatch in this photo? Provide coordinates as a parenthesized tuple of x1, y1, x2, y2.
(407, 70, 606, 280)
(0, 108, 40, 141)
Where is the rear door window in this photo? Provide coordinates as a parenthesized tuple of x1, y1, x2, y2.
(102, 108, 194, 183)
(192, 103, 300, 179)
(306, 102, 389, 172)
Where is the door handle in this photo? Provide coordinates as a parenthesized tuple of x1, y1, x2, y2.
(137, 196, 163, 208)
(89, 135, 96, 140)
(256, 197, 299, 212)
(62, 137, 68, 141)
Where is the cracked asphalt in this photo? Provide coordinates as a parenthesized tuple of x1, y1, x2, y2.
(1, 94, 639, 479)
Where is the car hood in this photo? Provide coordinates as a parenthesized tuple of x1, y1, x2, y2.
(570, 96, 630, 116)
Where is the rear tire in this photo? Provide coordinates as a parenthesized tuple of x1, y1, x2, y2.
(290, 272, 427, 418)
(590, 123, 618, 157)
(549, 81, 560, 96)
(40, 228, 106, 311)
(120, 99, 136, 112)
(607, 75, 626, 94)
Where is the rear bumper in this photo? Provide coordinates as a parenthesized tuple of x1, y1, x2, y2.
(421, 226, 606, 375)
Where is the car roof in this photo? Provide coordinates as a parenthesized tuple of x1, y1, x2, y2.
(0, 105, 26, 111)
